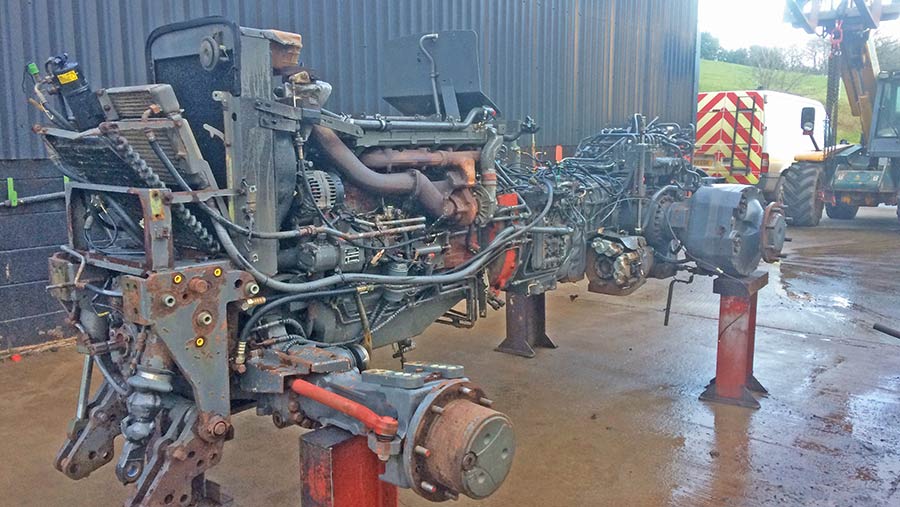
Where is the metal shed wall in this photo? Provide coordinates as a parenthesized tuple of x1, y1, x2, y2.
(1, 0, 699, 159)
(0, 0, 698, 350)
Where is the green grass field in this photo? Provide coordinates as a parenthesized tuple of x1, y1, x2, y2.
(699, 59, 859, 142)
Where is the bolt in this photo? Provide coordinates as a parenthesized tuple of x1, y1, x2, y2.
(420, 481, 437, 494)
(94, 410, 109, 423)
(246, 282, 260, 296)
(188, 277, 209, 293)
(211, 420, 229, 437)
(287, 401, 300, 413)
(459, 386, 473, 395)
(414, 445, 431, 458)
(462, 452, 478, 470)
(478, 397, 493, 407)
(240, 296, 267, 311)
(444, 491, 459, 500)
(430, 405, 444, 415)
(196, 311, 213, 327)
(162, 294, 176, 307)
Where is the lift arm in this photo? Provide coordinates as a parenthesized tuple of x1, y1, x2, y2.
(786, 0, 900, 145)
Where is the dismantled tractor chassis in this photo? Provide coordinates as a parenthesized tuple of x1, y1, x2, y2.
(28, 19, 785, 507)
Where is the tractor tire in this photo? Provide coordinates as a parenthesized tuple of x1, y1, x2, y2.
(825, 203, 859, 220)
(782, 163, 824, 227)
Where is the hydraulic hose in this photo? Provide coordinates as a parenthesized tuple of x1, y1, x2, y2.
(236, 287, 358, 357)
(213, 180, 554, 294)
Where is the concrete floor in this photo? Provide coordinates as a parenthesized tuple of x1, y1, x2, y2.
(1, 207, 899, 507)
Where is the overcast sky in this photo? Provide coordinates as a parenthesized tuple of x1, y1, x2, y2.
(698, 0, 900, 49)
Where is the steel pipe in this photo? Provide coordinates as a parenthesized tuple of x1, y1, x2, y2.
(290, 378, 399, 438)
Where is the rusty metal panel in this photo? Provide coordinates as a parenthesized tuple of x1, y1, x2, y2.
(1, 0, 698, 159)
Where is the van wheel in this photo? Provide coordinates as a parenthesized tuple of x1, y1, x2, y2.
(825, 203, 859, 220)
(782, 163, 824, 227)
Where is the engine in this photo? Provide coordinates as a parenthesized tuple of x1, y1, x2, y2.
(27, 18, 785, 507)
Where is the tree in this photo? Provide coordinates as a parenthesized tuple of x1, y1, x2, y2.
(721, 48, 750, 66)
(804, 38, 830, 73)
(750, 45, 807, 92)
(701, 32, 723, 60)
(875, 34, 900, 71)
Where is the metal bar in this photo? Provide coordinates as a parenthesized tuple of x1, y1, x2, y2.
(75, 355, 94, 420)
(290, 378, 398, 437)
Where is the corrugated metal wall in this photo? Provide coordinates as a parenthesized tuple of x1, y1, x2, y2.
(1, 0, 698, 159)
(0, 0, 698, 350)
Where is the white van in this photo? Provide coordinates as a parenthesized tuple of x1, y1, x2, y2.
(694, 90, 826, 201)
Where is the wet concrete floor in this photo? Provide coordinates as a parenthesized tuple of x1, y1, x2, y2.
(1, 207, 899, 506)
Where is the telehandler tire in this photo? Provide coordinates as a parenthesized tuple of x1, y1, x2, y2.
(825, 203, 859, 220)
(782, 163, 824, 227)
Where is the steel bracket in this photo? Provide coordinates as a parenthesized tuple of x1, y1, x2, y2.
(495, 290, 558, 358)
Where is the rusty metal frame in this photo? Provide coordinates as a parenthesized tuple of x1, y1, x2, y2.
(66, 182, 236, 273)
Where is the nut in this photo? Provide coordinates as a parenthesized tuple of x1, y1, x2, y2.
(162, 294, 176, 307)
(196, 311, 214, 327)
(246, 282, 260, 296)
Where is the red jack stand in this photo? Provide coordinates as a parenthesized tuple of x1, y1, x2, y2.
(300, 426, 398, 507)
(495, 291, 558, 358)
(699, 271, 769, 409)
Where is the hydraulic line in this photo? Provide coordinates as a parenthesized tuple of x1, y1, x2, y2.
(212, 180, 552, 294)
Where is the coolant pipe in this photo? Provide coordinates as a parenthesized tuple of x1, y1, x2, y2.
(290, 378, 399, 437)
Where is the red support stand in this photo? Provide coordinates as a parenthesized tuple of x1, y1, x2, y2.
(495, 291, 558, 358)
(300, 426, 398, 507)
(699, 271, 769, 409)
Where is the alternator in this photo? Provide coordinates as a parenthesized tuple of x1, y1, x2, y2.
(305, 170, 343, 209)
